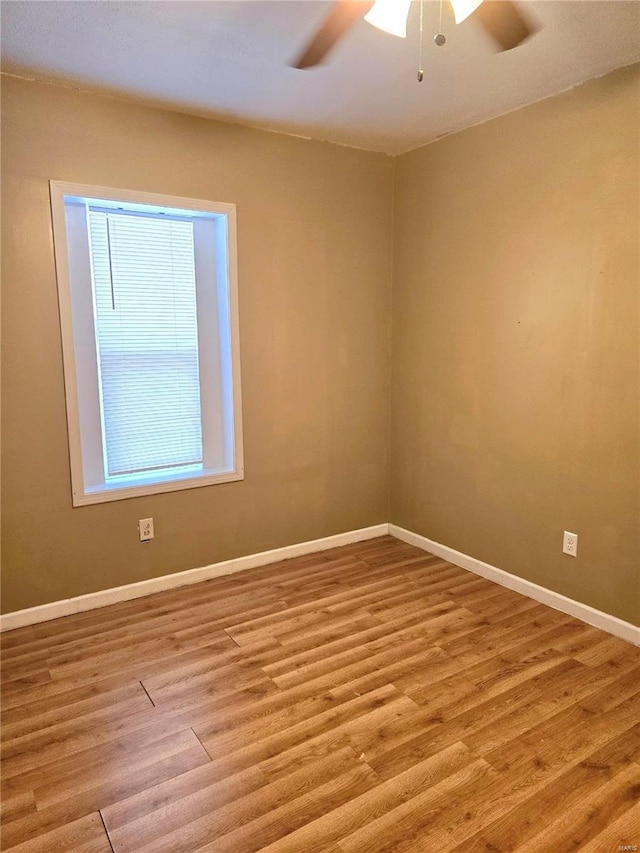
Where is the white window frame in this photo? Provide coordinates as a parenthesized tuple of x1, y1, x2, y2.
(50, 181, 244, 506)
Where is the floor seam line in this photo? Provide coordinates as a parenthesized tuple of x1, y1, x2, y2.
(190, 726, 214, 762)
(139, 680, 156, 707)
(98, 809, 116, 853)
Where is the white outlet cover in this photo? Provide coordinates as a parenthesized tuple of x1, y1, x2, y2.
(562, 531, 577, 557)
(139, 517, 154, 541)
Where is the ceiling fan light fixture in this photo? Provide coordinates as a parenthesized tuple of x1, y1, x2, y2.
(364, 0, 412, 38)
(450, 0, 484, 24)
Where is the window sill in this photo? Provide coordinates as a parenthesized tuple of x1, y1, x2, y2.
(72, 468, 244, 506)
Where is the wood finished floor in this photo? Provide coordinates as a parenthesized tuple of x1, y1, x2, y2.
(1, 536, 639, 852)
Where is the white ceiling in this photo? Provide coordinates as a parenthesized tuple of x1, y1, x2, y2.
(1, 0, 639, 154)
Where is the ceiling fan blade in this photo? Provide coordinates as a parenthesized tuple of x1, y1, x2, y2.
(291, 0, 374, 69)
(471, 0, 536, 51)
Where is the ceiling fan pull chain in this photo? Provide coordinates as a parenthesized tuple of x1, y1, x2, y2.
(417, 0, 425, 81)
(435, 0, 447, 46)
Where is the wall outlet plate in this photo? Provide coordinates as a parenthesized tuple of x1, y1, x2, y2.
(562, 531, 577, 557)
(139, 518, 154, 541)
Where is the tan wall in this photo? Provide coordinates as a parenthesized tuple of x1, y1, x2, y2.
(1, 77, 393, 613)
(391, 65, 640, 626)
(3, 66, 638, 624)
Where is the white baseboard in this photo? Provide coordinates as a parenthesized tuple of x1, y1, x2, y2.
(4, 520, 637, 647)
(0, 523, 390, 632)
(389, 524, 640, 647)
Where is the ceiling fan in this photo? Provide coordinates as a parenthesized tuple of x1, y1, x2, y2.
(292, 0, 536, 69)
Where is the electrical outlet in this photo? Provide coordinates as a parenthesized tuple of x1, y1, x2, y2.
(139, 518, 154, 542)
(562, 531, 577, 557)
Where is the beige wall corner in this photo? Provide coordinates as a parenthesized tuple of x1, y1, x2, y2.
(3, 65, 638, 624)
(390, 64, 640, 626)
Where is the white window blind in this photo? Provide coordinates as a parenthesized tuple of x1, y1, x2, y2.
(88, 209, 203, 479)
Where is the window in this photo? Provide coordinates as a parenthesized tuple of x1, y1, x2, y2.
(50, 182, 243, 506)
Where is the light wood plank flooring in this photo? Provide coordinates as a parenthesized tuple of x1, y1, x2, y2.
(1, 536, 639, 852)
